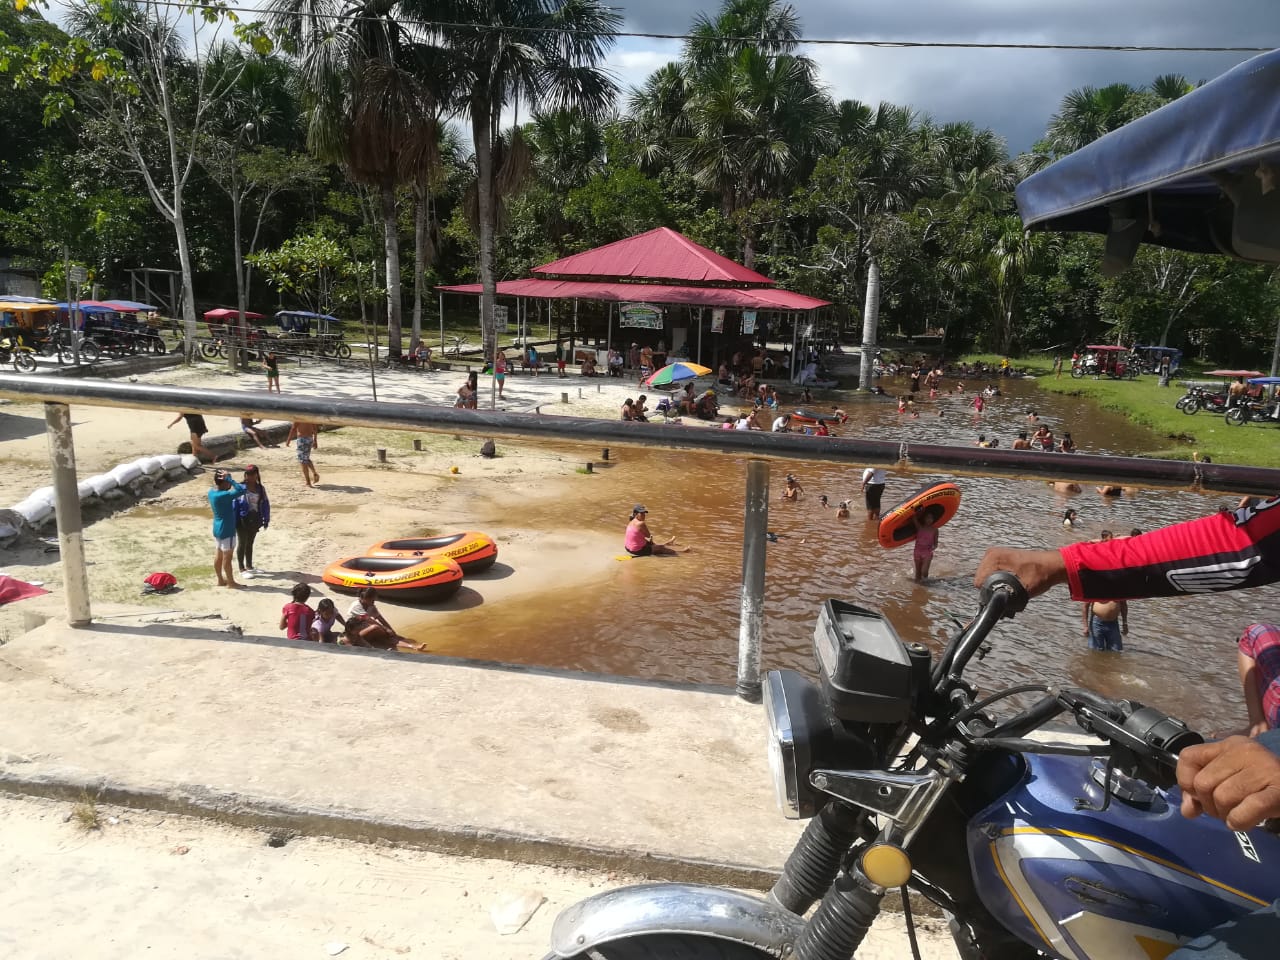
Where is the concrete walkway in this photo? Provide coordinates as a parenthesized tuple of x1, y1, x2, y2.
(0, 618, 803, 887)
(1, 791, 958, 960)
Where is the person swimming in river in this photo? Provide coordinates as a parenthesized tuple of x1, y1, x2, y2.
(781, 474, 804, 501)
(1063, 508, 1079, 528)
(835, 500, 851, 519)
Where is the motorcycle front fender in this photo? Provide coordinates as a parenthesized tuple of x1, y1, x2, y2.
(545, 883, 803, 959)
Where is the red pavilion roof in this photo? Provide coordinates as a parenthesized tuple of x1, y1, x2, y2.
(533, 227, 775, 286)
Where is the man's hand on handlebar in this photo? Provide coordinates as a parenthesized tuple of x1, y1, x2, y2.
(973, 548, 1068, 598)
(1177, 736, 1280, 831)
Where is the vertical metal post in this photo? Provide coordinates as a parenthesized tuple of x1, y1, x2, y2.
(438, 291, 445, 358)
(45, 402, 91, 626)
(737, 459, 769, 702)
(1270, 312, 1280, 378)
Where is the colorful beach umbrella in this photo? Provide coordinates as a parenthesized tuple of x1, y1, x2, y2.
(645, 361, 713, 387)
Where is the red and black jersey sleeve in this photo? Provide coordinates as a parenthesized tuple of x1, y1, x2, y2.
(1061, 497, 1280, 601)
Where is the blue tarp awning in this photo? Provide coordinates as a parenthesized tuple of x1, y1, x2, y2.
(1016, 48, 1280, 267)
(53, 302, 117, 315)
(276, 310, 339, 323)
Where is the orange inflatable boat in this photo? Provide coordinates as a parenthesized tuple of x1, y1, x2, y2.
(322, 555, 464, 603)
(877, 482, 962, 548)
(363, 531, 498, 573)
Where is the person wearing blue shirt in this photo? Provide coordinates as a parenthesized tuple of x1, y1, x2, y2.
(207, 468, 245, 588)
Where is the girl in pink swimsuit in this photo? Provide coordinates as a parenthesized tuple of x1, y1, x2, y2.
(624, 505, 690, 556)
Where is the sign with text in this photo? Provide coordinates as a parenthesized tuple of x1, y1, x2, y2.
(742, 310, 757, 335)
(492, 304, 509, 331)
(710, 308, 725, 333)
(619, 302, 665, 329)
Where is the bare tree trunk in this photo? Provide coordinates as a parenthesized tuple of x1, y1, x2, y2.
(411, 189, 427, 352)
(473, 110, 497, 361)
(742, 231, 756, 270)
(230, 188, 245, 373)
(173, 198, 198, 362)
(858, 260, 880, 391)
(381, 182, 403, 359)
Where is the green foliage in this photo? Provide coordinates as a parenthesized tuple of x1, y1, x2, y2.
(248, 231, 354, 314)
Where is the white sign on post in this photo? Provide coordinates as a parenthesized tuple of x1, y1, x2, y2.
(493, 304, 509, 331)
(68, 265, 88, 285)
(742, 310, 757, 335)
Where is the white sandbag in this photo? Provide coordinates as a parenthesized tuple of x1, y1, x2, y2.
(156, 454, 183, 470)
(0, 508, 26, 542)
(180, 454, 201, 472)
(135, 456, 164, 476)
(11, 496, 53, 526)
(85, 474, 119, 497)
(29, 486, 55, 509)
(164, 466, 189, 481)
(108, 462, 143, 485)
(77, 480, 99, 500)
(101, 487, 130, 502)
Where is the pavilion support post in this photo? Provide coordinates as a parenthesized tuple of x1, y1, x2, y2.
(697, 307, 703, 366)
(607, 301, 612, 356)
(737, 458, 769, 702)
(45, 402, 91, 626)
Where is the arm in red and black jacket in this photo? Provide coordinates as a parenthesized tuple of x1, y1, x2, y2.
(974, 498, 1280, 602)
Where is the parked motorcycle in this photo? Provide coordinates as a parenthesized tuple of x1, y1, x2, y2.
(541, 575, 1280, 959)
(0, 333, 38, 372)
(1176, 385, 1228, 415)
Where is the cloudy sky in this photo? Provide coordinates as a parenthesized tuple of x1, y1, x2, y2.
(606, 0, 1274, 153)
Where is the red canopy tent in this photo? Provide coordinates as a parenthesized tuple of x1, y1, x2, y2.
(203, 308, 266, 321)
(437, 227, 830, 369)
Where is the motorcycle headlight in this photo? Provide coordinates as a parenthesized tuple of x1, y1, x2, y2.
(763, 669, 828, 819)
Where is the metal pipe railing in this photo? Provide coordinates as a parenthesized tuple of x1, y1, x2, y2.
(1, 374, 1278, 493)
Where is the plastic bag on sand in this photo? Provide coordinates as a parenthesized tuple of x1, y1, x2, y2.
(490, 890, 546, 935)
(11, 496, 53, 526)
(108, 462, 143, 485)
(85, 474, 119, 497)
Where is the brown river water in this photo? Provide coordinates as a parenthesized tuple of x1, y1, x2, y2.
(408, 377, 1279, 734)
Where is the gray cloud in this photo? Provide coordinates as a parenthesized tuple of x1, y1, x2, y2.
(614, 0, 1271, 151)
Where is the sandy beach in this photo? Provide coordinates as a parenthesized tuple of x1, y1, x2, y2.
(0, 360, 720, 647)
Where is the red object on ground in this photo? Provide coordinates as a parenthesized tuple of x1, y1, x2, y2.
(0, 575, 48, 605)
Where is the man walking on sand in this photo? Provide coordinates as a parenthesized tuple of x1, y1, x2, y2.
(286, 421, 320, 487)
(208, 468, 245, 588)
(168, 411, 214, 461)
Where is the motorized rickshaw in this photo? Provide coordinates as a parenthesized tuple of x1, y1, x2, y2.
(1132, 344, 1182, 375)
(1070, 344, 1138, 379)
(1226, 375, 1280, 426)
(275, 310, 352, 360)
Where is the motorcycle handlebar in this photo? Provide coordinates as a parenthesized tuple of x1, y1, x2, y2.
(932, 573, 1030, 692)
(1055, 687, 1203, 789)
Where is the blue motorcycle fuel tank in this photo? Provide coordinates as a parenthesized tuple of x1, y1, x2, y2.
(966, 753, 1280, 959)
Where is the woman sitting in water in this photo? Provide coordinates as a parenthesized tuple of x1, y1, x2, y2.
(1063, 508, 1079, 528)
(624, 505, 689, 556)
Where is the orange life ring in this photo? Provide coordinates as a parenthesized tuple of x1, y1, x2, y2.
(877, 482, 962, 549)
(322, 555, 464, 603)
(363, 531, 498, 573)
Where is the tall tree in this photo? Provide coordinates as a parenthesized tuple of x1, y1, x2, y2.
(268, 0, 437, 358)
(421, 0, 621, 362)
(7, 0, 267, 356)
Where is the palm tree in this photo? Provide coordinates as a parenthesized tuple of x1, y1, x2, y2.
(267, 0, 438, 358)
(420, 0, 621, 362)
(529, 107, 606, 192)
(1045, 83, 1141, 155)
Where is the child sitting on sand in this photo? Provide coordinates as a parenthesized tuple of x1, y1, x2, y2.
(345, 586, 429, 652)
(280, 583, 315, 642)
(310, 597, 345, 644)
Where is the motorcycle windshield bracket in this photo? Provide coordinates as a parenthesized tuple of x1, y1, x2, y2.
(809, 769, 943, 824)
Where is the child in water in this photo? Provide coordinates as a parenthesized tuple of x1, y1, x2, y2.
(913, 508, 939, 582)
(835, 500, 851, 519)
(781, 474, 804, 501)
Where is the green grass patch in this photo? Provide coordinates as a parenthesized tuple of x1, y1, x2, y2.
(1034, 374, 1280, 467)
